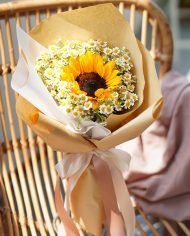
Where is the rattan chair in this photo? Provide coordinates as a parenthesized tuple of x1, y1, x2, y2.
(0, 0, 189, 235)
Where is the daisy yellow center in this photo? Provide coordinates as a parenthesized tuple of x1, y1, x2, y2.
(76, 72, 107, 97)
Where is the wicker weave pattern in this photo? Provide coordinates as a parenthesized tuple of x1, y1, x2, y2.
(0, 1, 189, 236)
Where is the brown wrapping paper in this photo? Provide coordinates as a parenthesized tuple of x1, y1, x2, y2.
(70, 164, 105, 235)
(15, 4, 163, 236)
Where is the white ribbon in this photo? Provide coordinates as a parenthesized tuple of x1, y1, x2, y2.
(56, 148, 135, 236)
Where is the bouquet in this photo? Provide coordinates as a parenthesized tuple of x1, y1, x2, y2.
(12, 4, 163, 236)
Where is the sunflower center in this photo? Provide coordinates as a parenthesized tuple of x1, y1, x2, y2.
(76, 72, 107, 97)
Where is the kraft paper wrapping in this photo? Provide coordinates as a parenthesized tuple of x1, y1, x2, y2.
(15, 4, 163, 236)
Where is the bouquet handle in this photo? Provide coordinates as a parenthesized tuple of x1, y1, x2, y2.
(55, 152, 134, 236)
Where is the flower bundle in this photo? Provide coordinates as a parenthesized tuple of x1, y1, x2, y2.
(12, 4, 163, 236)
(36, 40, 138, 126)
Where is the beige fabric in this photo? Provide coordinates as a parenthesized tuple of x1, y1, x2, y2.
(122, 71, 190, 221)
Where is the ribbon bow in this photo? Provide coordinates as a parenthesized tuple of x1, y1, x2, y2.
(55, 148, 135, 236)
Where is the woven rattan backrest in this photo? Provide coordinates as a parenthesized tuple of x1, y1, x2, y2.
(0, 1, 175, 236)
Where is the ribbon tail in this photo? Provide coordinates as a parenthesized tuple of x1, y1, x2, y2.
(55, 177, 80, 236)
(65, 157, 91, 211)
(110, 166, 135, 236)
(56, 154, 91, 212)
(92, 157, 125, 236)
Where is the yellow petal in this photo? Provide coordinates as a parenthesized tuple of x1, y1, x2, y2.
(66, 65, 80, 78)
(104, 61, 116, 79)
(79, 55, 87, 73)
(97, 64, 105, 78)
(93, 55, 103, 76)
(95, 88, 105, 97)
(91, 100, 99, 110)
(95, 88, 111, 101)
(106, 70, 120, 85)
(86, 52, 94, 72)
(106, 76, 121, 87)
(60, 72, 75, 82)
(72, 81, 86, 95)
(78, 52, 93, 73)
(70, 57, 81, 77)
(93, 54, 100, 71)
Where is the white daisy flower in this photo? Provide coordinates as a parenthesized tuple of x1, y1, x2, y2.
(76, 106, 84, 113)
(124, 100, 132, 109)
(78, 48, 86, 56)
(112, 47, 120, 56)
(115, 103, 122, 111)
(122, 47, 130, 54)
(59, 81, 68, 88)
(124, 73, 132, 80)
(99, 104, 106, 114)
(112, 92, 119, 98)
(119, 93, 127, 100)
(99, 40, 108, 48)
(115, 57, 125, 67)
(87, 40, 97, 48)
(104, 106, 113, 115)
(130, 93, 138, 101)
(62, 52, 70, 59)
(50, 90, 56, 96)
(103, 47, 112, 55)
(122, 54, 130, 62)
(62, 46, 69, 53)
(78, 94, 88, 104)
(70, 94, 78, 104)
(72, 110, 80, 118)
(44, 68, 54, 78)
(84, 101, 92, 110)
(59, 100, 67, 106)
(127, 84, 135, 92)
(124, 63, 131, 71)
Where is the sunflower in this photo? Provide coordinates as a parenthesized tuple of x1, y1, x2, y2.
(60, 51, 121, 99)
